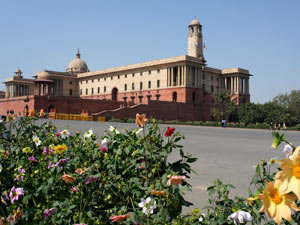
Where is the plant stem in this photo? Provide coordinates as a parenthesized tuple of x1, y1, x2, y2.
(142, 128, 148, 187)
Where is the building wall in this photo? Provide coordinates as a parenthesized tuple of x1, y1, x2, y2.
(0, 96, 34, 115)
(78, 67, 167, 98)
(93, 100, 211, 122)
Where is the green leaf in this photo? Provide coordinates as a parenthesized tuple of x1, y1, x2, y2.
(186, 157, 197, 163)
(180, 149, 184, 158)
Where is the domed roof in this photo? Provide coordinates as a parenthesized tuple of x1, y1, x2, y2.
(36, 70, 52, 81)
(66, 49, 89, 73)
(189, 18, 201, 26)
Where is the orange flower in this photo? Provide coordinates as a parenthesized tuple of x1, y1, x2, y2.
(276, 146, 300, 198)
(39, 109, 44, 118)
(258, 181, 300, 225)
(109, 213, 130, 223)
(75, 167, 88, 175)
(167, 175, 186, 186)
(136, 114, 147, 128)
(62, 173, 76, 184)
(13, 207, 22, 221)
(151, 190, 166, 197)
(29, 110, 35, 117)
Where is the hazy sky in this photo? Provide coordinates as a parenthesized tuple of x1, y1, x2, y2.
(0, 0, 299, 103)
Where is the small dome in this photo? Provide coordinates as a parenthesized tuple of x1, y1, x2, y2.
(189, 18, 201, 26)
(66, 49, 89, 73)
(36, 71, 52, 81)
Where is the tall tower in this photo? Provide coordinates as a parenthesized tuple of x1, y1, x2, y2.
(188, 18, 205, 61)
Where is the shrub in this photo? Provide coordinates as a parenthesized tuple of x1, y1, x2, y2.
(0, 117, 196, 224)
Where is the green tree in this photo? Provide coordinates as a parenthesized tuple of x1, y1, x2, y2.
(237, 102, 264, 124)
(272, 90, 300, 125)
(211, 90, 235, 121)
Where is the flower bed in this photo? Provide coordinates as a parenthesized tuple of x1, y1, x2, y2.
(1, 116, 300, 224)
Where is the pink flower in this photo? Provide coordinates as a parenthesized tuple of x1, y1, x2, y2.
(99, 147, 108, 153)
(9, 187, 24, 203)
(85, 177, 98, 184)
(1, 196, 7, 205)
(54, 158, 69, 167)
(28, 156, 38, 163)
(71, 187, 78, 192)
(43, 208, 56, 219)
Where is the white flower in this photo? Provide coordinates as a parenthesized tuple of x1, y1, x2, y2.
(283, 144, 293, 154)
(283, 144, 293, 159)
(133, 128, 143, 135)
(227, 211, 252, 225)
(61, 129, 70, 139)
(83, 129, 93, 139)
(108, 126, 120, 134)
(32, 135, 41, 146)
(138, 197, 156, 215)
(101, 137, 108, 145)
(199, 213, 205, 222)
(267, 157, 279, 166)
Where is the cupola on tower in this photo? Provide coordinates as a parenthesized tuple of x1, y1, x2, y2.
(188, 18, 205, 62)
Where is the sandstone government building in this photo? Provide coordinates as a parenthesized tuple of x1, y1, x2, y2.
(0, 19, 252, 121)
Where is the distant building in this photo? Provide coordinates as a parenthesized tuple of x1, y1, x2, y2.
(0, 91, 5, 98)
(0, 19, 251, 121)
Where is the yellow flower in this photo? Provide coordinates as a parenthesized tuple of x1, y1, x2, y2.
(276, 146, 300, 198)
(22, 147, 32, 154)
(53, 144, 68, 154)
(258, 181, 300, 225)
(8, 114, 15, 122)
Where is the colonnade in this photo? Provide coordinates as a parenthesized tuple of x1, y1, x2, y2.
(167, 65, 201, 87)
(224, 76, 249, 94)
(5, 84, 30, 98)
(34, 82, 54, 96)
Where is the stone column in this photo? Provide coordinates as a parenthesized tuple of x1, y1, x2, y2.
(224, 77, 227, 90)
(230, 77, 233, 92)
(170, 67, 173, 87)
(237, 77, 240, 93)
(183, 66, 185, 86)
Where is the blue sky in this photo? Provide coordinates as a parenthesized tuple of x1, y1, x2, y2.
(0, 0, 299, 103)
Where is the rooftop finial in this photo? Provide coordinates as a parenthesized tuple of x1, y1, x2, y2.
(76, 49, 81, 58)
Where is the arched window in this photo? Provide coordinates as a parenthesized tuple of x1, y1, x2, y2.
(112, 88, 118, 101)
(157, 80, 160, 88)
(148, 81, 151, 88)
(172, 92, 177, 102)
(192, 92, 196, 103)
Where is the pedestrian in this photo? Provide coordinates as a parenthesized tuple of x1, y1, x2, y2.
(269, 121, 274, 130)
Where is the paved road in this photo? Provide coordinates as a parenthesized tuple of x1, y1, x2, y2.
(37, 119, 300, 213)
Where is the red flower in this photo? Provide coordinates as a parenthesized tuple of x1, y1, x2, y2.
(164, 127, 175, 137)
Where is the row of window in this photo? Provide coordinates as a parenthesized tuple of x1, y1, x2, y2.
(80, 80, 161, 95)
(80, 70, 161, 84)
(201, 74, 219, 81)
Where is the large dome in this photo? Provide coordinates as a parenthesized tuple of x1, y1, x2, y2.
(66, 49, 89, 73)
(36, 70, 52, 81)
